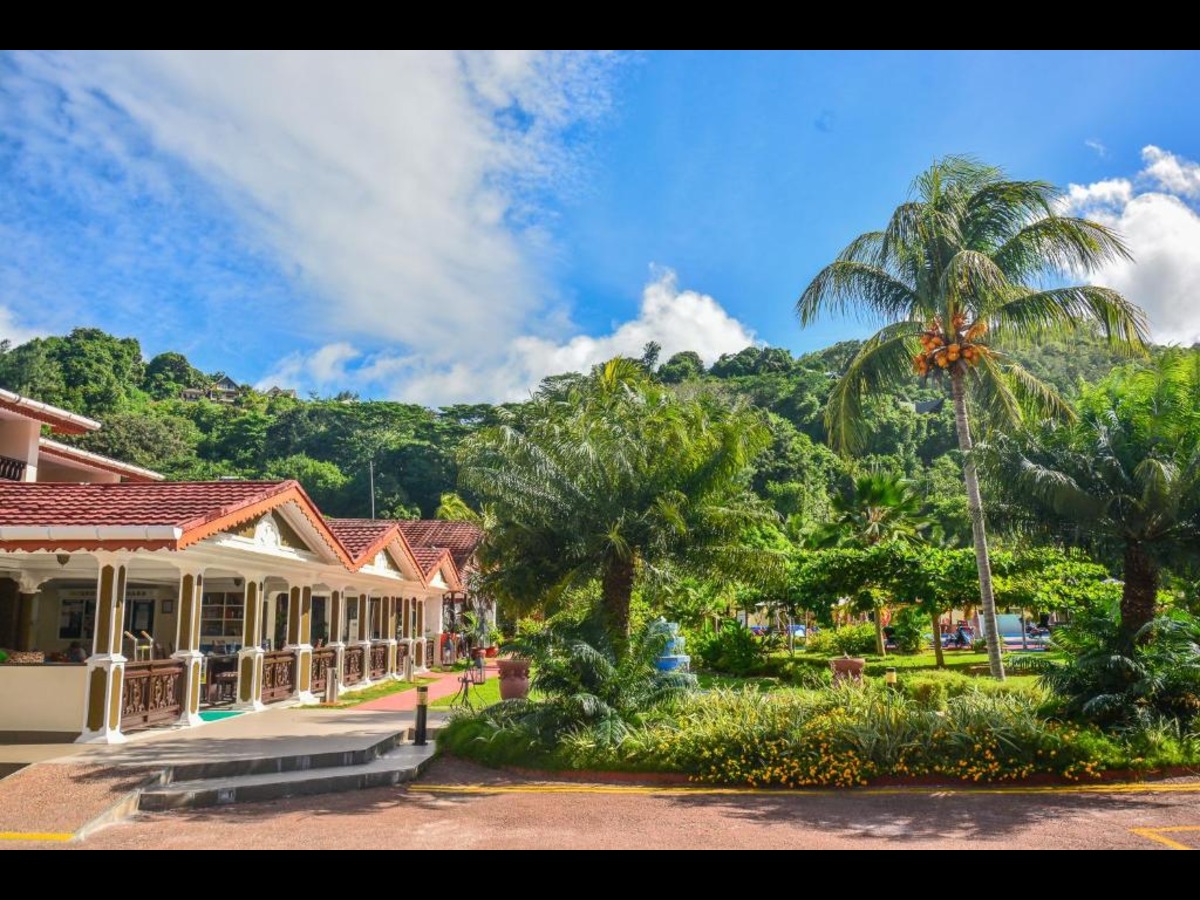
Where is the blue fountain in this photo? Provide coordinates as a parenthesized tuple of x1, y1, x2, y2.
(654, 620, 691, 673)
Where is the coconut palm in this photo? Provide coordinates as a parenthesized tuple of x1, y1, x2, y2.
(982, 351, 1200, 647)
(797, 156, 1148, 678)
(458, 358, 776, 642)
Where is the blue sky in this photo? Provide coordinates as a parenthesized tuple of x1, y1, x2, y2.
(3, 50, 1200, 404)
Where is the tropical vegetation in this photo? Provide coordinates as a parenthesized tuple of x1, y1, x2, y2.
(797, 156, 1148, 677)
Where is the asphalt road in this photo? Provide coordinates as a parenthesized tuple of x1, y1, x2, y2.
(13, 758, 1200, 849)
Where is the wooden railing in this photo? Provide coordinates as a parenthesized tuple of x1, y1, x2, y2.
(425, 638, 435, 666)
(343, 645, 365, 685)
(369, 641, 388, 680)
(396, 641, 409, 670)
(261, 650, 296, 703)
(0, 454, 27, 482)
(122, 659, 184, 731)
(311, 647, 337, 695)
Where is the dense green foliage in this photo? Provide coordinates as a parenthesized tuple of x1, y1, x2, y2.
(0, 324, 1134, 525)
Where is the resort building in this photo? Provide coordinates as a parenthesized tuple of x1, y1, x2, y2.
(0, 389, 484, 744)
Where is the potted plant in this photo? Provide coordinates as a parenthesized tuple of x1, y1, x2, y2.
(484, 625, 502, 658)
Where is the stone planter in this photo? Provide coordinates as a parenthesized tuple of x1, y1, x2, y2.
(497, 658, 531, 700)
(829, 656, 866, 684)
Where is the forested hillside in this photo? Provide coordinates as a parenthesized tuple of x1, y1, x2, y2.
(0, 327, 1131, 538)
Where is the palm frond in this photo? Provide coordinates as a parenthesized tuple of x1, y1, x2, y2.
(992, 286, 1149, 350)
(824, 325, 922, 453)
(797, 260, 917, 326)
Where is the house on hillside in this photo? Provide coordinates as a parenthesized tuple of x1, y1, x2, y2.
(180, 375, 242, 403)
(265, 385, 297, 400)
(0, 388, 466, 744)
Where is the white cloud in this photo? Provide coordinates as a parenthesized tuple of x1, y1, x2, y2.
(0, 305, 42, 347)
(1140, 145, 1200, 198)
(12, 50, 618, 398)
(1084, 138, 1107, 158)
(261, 270, 758, 403)
(1065, 146, 1200, 346)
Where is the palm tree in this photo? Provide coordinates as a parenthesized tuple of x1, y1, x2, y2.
(797, 156, 1148, 678)
(982, 351, 1200, 648)
(812, 471, 930, 549)
(810, 471, 930, 655)
(458, 358, 776, 643)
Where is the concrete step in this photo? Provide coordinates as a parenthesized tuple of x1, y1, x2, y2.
(139, 743, 437, 811)
(161, 724, 441, 783)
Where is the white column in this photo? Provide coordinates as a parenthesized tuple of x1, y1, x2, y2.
(171, 566, 206, 727)
(356, 592, 374, 685)
(235, 576, 266, 711)
(78, 553, 131, 743)
(328, 589, 346, 696)
(285, 585, 317, 703)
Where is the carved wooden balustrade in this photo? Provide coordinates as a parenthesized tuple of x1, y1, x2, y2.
(310, 647, 337, 695)
(121, 659, 184, 731)
(343, 645, 365, 685)
(369, 641, 388, 680)
(261, 649, 296, 703)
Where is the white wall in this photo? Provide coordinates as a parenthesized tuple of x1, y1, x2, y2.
(36, 458, 120, 484)
(0, 418, 40, 481)
(0, 664, 86, 733)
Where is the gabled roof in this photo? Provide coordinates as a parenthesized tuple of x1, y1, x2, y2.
(0, 480, 351, 563)
(395, 520, 483, 572)
(0, 388, 100, 435)
(326, 517, 422, 578)
(410, 545, 461, 589)
(38, 437, 164, 483)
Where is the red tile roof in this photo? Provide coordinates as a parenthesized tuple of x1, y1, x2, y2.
(0, 480, 350, 564)
(325, 517, 424, 579)
(396, 520, 483, 572)
(325, 518, 396, 559)
(410, 546, 459, 585)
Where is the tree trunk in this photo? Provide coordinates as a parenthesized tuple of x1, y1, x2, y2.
(931, 611, 945, 669)
(874, 611, 886, 657)
(601, 554, 635, 645)
(1120, 542, 1159, 648)
(950, 369, 1005, 680)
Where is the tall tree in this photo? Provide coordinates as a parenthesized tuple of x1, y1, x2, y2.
(797, 156, 1147, 678)
(982, 351, 1200, 648)
(809, 472, 930, 654)
(459, 358, 776, 642)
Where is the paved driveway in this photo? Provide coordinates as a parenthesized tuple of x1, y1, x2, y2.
(11, 759, 1200, 850)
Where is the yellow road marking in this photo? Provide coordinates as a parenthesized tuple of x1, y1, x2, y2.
(411, 780, 1200, 798)
(0, 831, 74, 842)
(1130, 826, 1200, 850)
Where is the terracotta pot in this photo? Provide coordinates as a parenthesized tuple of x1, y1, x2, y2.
(497, 658, 531, 700)
(829, 656, 866, 683)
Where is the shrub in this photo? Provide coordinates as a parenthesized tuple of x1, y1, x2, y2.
(890, 607, 926, 654)
(806, 622, 877, 656)
(691, 621, 762, 675)
(1012, 606, 1200, 728)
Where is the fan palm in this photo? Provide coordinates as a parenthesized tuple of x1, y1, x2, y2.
(797, 156, 1148, 678)
(811, 471, 930, 549)
(458, 358, 776, 642)
(982, 351, 1200, 647)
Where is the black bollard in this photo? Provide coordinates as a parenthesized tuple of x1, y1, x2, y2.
(415, 684, 428, 746)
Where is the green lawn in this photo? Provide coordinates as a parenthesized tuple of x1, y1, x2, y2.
(431, 675, 502, 708)
(306, 677, 433, 709)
